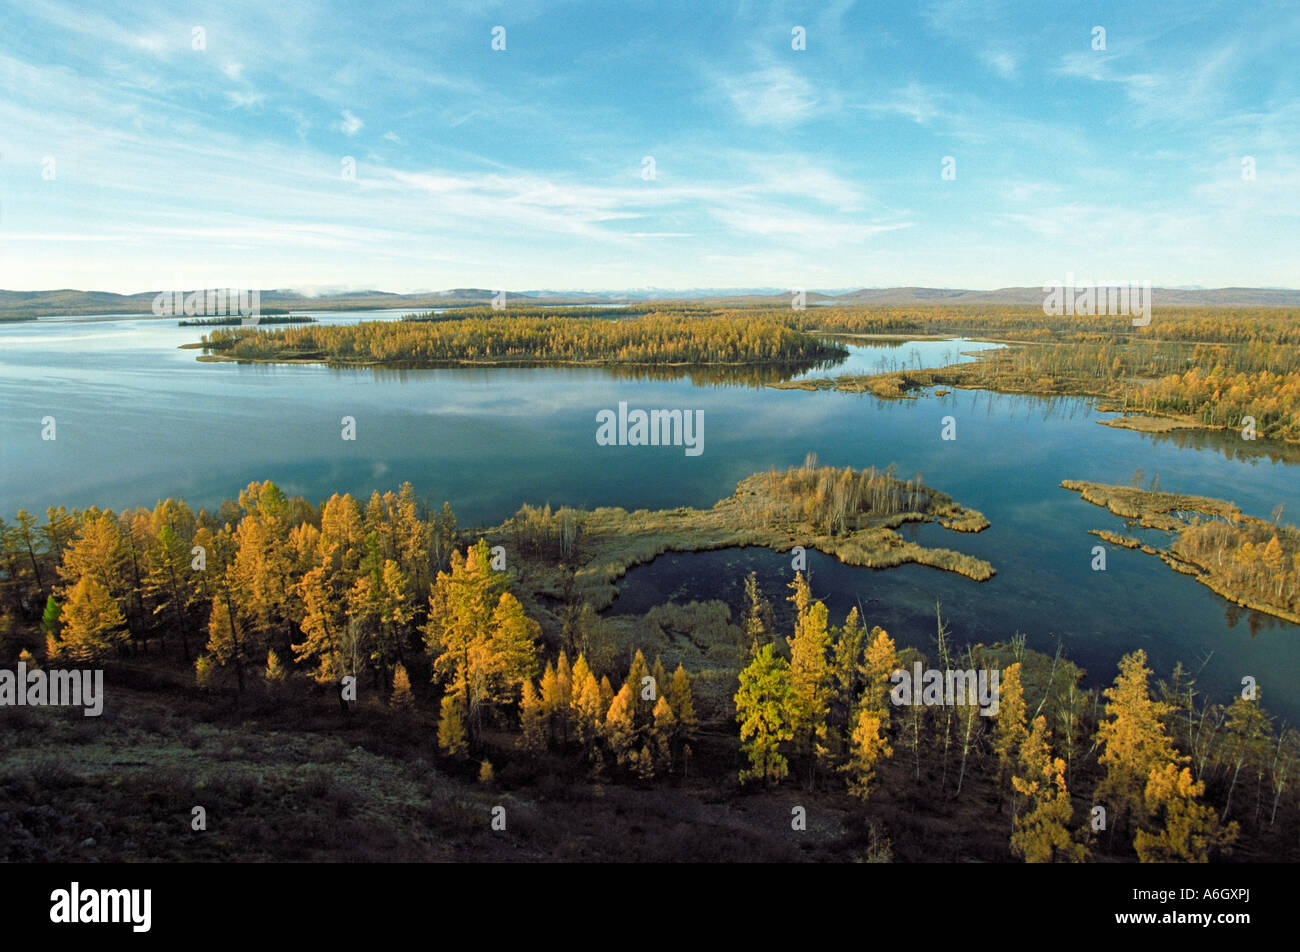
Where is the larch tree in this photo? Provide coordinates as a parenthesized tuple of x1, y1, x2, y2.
(742, 571, 775, 659)
(13, 510, 47, 595)
(519, 679, 547, 752)
(734, 642, 796, 786)
(50, 575, 127, 663)
(293, 566, 348, 683)
(538, 661, 560, 744)
(554, 650, 575, 743)
(374, 558, 414, 681)
(486, 592, 541, 705)
(667, 663, 697, 752)
(423, 539, 510, 741)
(393, 482, 431, 596)
(603, 681, 638, 768)
(228, 498, 293, 656)
(1095, 650, 1178, 831)
(859, 626, 901, 715)
(58, 511, 131, 632)
(651, 694, 676, 773)
(438, 691, 468, 756)
(830, 606, 866, 742)
(145, 523, 197, 660)
(1010, 716, 1088, 863)
(844, 625, 900, 799)
(844, 705, 891, 800)
(626, 649, 651, 732)
(570, 655, 606, 755)
(651, 657, 668, 707)
(786, 577, 833, 790)
(264, 648, 287, 685)
(390, 661, 414, 710)
(599, 675, 615, 712)
(994, 662, 1028, 812)
(1220, 692, 1270, 823)
(1135, 762, 1237, 862)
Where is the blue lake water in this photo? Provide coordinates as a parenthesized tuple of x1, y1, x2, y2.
(2, 312, 1297, 718)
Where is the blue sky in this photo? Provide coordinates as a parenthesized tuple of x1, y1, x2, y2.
(1, 0, 1297, 293)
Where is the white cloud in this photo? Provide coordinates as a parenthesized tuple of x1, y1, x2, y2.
(980, 50, 1018, 78)
(718, 65, 819, 126)
(856, 83, 946, 125)
(338, 110, 363, 136)
(711, 205, 911, 246)
(221, 60, 244, 81)
(225, 90, 265, 109)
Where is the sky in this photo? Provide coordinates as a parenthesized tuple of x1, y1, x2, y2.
(1, 0, 1297, 293)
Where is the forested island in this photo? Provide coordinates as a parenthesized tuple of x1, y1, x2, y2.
(184, 302, 1300, 444)
(2, 469, 1297, 863)
(191, 311, 847, 368)
(178, 314, 317, 327)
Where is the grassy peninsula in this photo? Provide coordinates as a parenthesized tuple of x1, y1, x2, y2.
(776, 304, 1300, 444)
(1062, 479, 1300, 623)
(486, 458, 993, 622)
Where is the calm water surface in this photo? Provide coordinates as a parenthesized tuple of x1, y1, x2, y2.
(2, 313, 1296, 717)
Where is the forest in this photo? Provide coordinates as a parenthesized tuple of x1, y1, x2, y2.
(2, 476, 1296, 862)
(178, 314, 316, 327)
(195, 312, 846, 366)
(188, 302, 1300, 443)
(728, 574, 1294, 862)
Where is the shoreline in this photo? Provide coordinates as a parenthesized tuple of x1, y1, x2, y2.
(1063, 479, 1300, 624)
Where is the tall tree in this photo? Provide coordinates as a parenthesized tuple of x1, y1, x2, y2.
(1135, 763, 1237, 862)
(666, 663, 697, 752)
(735, 643, 796, 786)
(145, 522, 198, 660)
(845, 705, 891, 800)
(603, 681, 639, 769)
(1010, 716, 1087, 863)
(994, 662, 1029, 813)
(1095, 650, 1178, 831)
(742, 571, 775, 658)
(519, 679, 547, 752)
(786, 574, 833, 789)
(438, 691, 468, 756)
(1220, 692, 1270, 823)
(651, 695, 677, 773)
(49, 575, 127, 663)
(292, 566, 349, 683)
(423, 539, 517, 742)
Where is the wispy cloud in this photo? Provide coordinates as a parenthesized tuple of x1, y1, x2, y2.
(225, 90, 265, 109)
(716, 63, 820, 126)
(980, 50, 1018, 78)
(338, 110, 363, 136)
(2, 0, 1297, 290)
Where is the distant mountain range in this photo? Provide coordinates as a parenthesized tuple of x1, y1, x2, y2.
(2, 285, 1298, 319)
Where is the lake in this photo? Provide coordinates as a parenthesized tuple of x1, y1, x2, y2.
(2, 311, 1297, 718)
